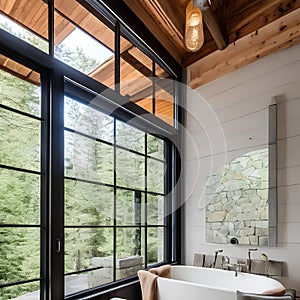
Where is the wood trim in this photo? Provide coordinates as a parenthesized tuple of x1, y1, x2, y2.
(189, 8, 300, 89)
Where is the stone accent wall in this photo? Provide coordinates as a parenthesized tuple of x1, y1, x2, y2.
(205, 149, 269, 245)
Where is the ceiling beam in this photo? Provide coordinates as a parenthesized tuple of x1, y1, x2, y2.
(123, 0, 184, 63)
(189, 8, 300, 89)
(202, 9, 227, 50)
(184, 0, 300, 67)
(194, 0, 226, 49)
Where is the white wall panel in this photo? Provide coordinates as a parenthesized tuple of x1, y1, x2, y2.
(185, 44, 300, 294)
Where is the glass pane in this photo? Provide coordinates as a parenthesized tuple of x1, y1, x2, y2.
(0, 108, 40, 172)
(155, 64, 174, 126)
(116, 120, 145, 153)
(120, 39, 153, 113)
(64, 228, 113, 274)
(64, 131, 113, 184)
(116, 189, 145, 225)
(147, 134, 164, 160)
(147, 195, 164, 226)
(0, 0, 48, 53)
(0, 227, 40, 285)
(65, 97, 114, 143)
(65, 179, 114, 226)
(116, 149, 145, 190)
(0, 62, 41, 117)
(54, 0, 114, 86)
(65, 267, 113, 296)
(147, 227, 164, 265)
(147, 158, 165, 194)
(0, 281, 39, 300)
(0, 169, 40, 225)
(116, 228, 145, 280)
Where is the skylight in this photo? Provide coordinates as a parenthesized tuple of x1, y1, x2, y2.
(54, 27, 113, 74)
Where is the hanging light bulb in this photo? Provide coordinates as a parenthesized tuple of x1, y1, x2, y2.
(184, 0, 204, 52)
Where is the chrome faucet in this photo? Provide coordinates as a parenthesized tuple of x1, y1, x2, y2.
(248, 248, 258, 273)
(261, 253, 269, 276)
(212, 249, 223, 268)
(234, 263, 243, 277)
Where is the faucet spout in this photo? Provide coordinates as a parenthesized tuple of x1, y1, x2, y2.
(212, 249, 223, 268)
(248, 248, 257, 273)
(261, 253, 269, 276)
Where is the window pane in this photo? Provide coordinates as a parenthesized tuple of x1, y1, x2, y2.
(0, 281, 39, 300)
(147, 195, 164, 226)
(0, 227, 40, 285)
(64, 228, 113, 275)
(54, 0, 114, 86)
(0, 108, 40, 171)
(147, 227, 164, 265)
(147, 158, 165, 194)
(65, 267, 113, 296)
(65, 97, 114, 143)
(116, 228, 144, 280)
(120, 38, 153, 113)
(155, 64, 174, 126)
(65, 180, 113, 226)
(65, 131, 113, 184)
(0, 169, 40, 225)
(116, 120, 145, 153)
(147, 134, 164, 160)
(0, 64, 41, 117)
(0, 55, 42, 300)
(116, 149, 145, 190)
(116, 189, 145, 226)
(0, 0, 48, 53)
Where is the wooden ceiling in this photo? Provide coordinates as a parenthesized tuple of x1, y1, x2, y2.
(124, 0, 300, 88)
(1, 0, 300, 126)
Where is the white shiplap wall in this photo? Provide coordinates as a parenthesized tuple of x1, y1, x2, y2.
(184, 44, 300, 294)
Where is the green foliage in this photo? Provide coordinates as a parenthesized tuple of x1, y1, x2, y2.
(0, 26, 166, 298)
(55, 44, 100, 74)
(0, 69, 41, 299)
(0, 20, 48, 53)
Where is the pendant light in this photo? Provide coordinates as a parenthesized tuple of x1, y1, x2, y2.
(184, 0, 204, 52)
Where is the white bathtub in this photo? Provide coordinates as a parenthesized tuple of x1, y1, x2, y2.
(157, 266, 285, 300)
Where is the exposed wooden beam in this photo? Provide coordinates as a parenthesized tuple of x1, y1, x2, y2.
(189, 8, 300, 89)
(202, 9, 227, 50)
(121, 51, 153, 78)
(194, 0, 226, 49)
(184, 0, 300, 67)
(123, 0, 183, 63)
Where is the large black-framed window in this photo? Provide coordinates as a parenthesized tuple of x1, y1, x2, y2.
(63, 82, 170, 296)
(0, 0, 182, 299)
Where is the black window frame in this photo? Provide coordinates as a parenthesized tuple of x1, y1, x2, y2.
(0, 0, 182, 298)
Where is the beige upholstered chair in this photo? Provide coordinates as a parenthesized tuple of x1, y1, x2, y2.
(236, 290, 293, 300)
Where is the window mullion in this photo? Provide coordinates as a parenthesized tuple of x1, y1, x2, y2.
(40, 71, 50, 300)
(144, 134, 148, 268)
(113, 117, 117, 282)
(49, 70, 65, 300)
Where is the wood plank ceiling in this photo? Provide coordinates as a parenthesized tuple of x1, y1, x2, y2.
(1, 0, 300, 125)
(124, 0, 300, 88)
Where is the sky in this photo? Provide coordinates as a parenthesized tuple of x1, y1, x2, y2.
(0, 13, 113, 67)
(58, 27, 113, 65)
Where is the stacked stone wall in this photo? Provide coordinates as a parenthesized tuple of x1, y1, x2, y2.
(205, 149, 269, 245)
